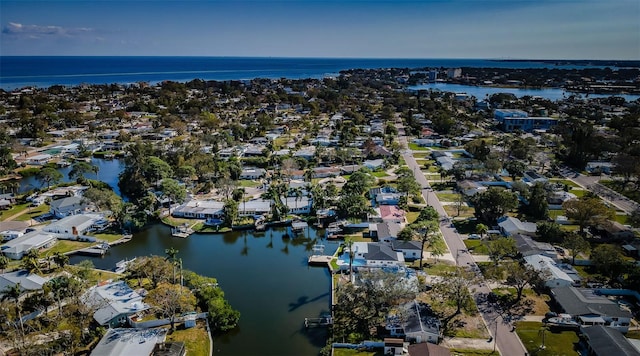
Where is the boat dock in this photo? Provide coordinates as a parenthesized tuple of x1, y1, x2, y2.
(172, 223, 195, 238)
(75, 246, 109, 256)
(291, 220, 308, 234)
(304, 315, 333, 328)
(108, 234, 132, 246)
(308, 255, 333, 266)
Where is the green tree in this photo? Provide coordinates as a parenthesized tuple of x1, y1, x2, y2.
(0, 255, 8, 273)
(526, 182, 548, 220)
(223, 199, 239, 227)
(537, 221, 565, 243)
(165, 247, 180, 284)
(82, 187, 124, 219)
(505, 263, 543, 302)
(504, 160, 526, 180)
(1, 283, 25, 347)
(562, 232, 590, 265)
(336, 193, 371, 219)
(68, 161, 99, 182)
(485, 237, 517, 266)
(344, 237, 355, 280)
(431, 268, 478, 333)
(37, 167, 63, 189)
(161, 178, 187, 215)
(145, 282, 197, 330)
(475, 223, 489, 239)
(52, 252, 69, 269)
(563, 196, 615, 234)
(591, 244, 627, 282)
(470, 187, 519, 224)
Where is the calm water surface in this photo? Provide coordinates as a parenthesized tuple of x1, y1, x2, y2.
(408, 82, 640, 101)
(70, 218, 338, 355)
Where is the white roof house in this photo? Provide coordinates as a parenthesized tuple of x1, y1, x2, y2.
(90, 328, 167, 356)
(281, 196, 312, 215)
(524, 254, 578, 288)
(0, 270, 49, 293)
(49, 196, 90, 219)
(497, 216, 537, 236)
(43, 213, 107, 238)
(84, 280, 150, 327)
(172, 200, 225, 219)
(339, 242, 405, 271)
(239, 199, 272, 216)
(1, 230, 57, 260)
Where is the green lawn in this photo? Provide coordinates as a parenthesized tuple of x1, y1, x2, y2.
(40, 240, 93, 256)
(464, 239, 489, 254)
(515, 321, 579, 356)
(14, 204, 49, 221)
(238, 180, 261, 188)
(372, 171, 389, 178)
(0, 202, 30, 221)
(436, 193, 461, 202)
(408, 143, 430, 151)
(412, 152, 431, 159)
(422, 263, 458, 276)
(569, 188, 586, 197)
(166, 322, 210, 356)
(406, 211, 420, 224)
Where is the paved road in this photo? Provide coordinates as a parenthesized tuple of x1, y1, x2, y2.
(559, 166, 639, 214)
(397, 125, 527, 356)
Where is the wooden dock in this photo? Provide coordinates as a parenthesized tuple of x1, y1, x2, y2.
(304, 316, 333, 328)
(308, 255, 332, 266)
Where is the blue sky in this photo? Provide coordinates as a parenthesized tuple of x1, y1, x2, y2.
(1, 0, 639, 59)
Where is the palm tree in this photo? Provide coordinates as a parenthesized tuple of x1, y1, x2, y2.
(0, 255, 8, 273)
(165, 247, 179, 284)
(2, 283, 25, 344)
(475, 223, 489, 239)
(290, 187, 303, 213)
(21, 254, 41, 274)
(53, 252, 69, 269)
(417, 221, 438, 270)
(344, 237, 355, 282)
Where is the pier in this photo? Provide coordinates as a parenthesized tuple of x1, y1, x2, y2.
(308, 255, 333, 266)
(304, 316, 333, 328)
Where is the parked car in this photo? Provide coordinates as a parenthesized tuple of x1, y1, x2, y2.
(468, 234, 481, 240)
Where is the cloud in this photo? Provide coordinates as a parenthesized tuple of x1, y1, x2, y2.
(2, 22, 93, 38)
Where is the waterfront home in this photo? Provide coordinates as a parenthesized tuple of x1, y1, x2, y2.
(26, 153, 53, 165)
(523, 254, 579, 288)
(581, 325, 639, 356)
(50, 196, 91, 218)
(43, 213, 108, 239)
(550, 286, 632, 333)
(238, 199, 271, 216)
(1, 230, 57, 259)
(386, 300, 441, 344)
(497, 216, 537, 236)
(339, 242, 405, 271)
(172, 200, 224, 219)
(281, 196, 312, 215)
(369, 206, 407, 224)
(0, 269, 49, 293)
(84, 280, 150, 328)
(370, 186, 402, 206)
(90, 328, 179, 356)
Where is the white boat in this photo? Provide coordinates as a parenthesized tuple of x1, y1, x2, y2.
(547, 314, 580, 328)
(172, 224, 194, 238)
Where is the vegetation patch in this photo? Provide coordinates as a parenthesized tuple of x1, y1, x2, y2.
(408, 143, 430, 151)
(515, 321, 579, 356)
(600, 180, 640, 204)
(165, 321, 210, 356)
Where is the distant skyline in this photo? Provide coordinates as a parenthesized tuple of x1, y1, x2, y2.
(1, 0, 639, 60)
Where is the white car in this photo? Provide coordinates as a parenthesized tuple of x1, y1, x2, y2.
(468, 234, 481, 240)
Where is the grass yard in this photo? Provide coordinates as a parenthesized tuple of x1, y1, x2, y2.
(406, 211, 420, 224)
(516, 321, 579, 356)
(464, 239, 489, 254)
(372, 171, 389, 178)
(40, 240, 93, 256)
(422, 263, 458, 276)
(14, 204, 49, 221)
(436, 192, 461, 202)
(408, 143, 430, 151)
(238, 180, 261, 188)
(0, 202, 30, 221)
(444, 205, 475, 218)
(166, 321, 210, 356)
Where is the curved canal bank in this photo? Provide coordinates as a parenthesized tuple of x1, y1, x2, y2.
(70, 224, 339, 356)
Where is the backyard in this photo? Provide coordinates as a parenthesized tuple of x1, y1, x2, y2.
(515, 321, 579, 356)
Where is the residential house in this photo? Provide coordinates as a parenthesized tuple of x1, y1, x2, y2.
(513, 234, 557, 259)
(90, 328, 183, 356)
(1, 230, 57, 259)
(369, 186, 402, 206)
(581, 325, 640, 356)
(340, 242, 405, 271)
(363, 159, 385, 170)
(371, 222, 403, 243)
(1, 230, 23, 242)
(0, 270, 49, 293)
(43, 213, 108, 239)
(84, 280, 150, 328)
(50, 196, 90, 218)
(27, 154, 53, 165)
(550, 287, 632, 332)
(596, 221, 635, 240)
(239, 167, 266, 180)
(457, 180, 487, 197)
(523, 254, 580, 288)
(384, 338, 407, 356)
(281, 196, 312, 215)
(238, 199, 272, 216)
(172, 200, 224, 219)
(497, 216, 537, 236)
(407, 343, 452, 356)
(391, 240, 423, 261)
(523, 170, 549, 184)
(586, 162, 614, 175)
(369, 205, 407, 224)
(386, 300, 441, 344)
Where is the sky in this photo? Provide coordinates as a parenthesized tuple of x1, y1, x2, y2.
(1, 0, 639, 60)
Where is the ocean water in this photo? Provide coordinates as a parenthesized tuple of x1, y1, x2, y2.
(0, 56, 620, 90)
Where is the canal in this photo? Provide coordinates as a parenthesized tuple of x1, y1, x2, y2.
(18, 158, 337, 355)
(71, 225, 338, 356)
